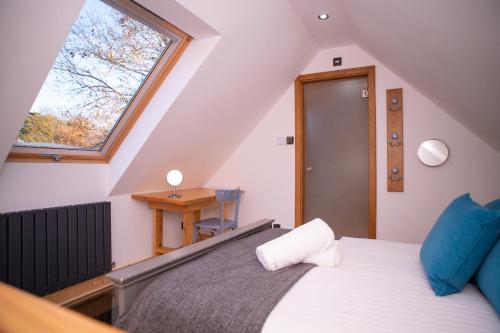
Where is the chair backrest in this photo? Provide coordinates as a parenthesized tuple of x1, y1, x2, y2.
(215, 188, 241, 229)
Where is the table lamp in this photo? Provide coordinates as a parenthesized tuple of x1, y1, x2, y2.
(166, 169, 183, 198)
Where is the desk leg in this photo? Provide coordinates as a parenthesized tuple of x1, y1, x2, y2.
(194, 210, 201, 224)
(224, 204, 234, 233)
(224, 205, 232, 220)
(153, 209, 163, 256)
(182, 210, 200, 246)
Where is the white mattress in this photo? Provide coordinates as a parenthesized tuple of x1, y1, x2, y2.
(262, 237, 500, 333)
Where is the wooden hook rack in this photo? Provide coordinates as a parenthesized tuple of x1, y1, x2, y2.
(387, 88, 404, 192)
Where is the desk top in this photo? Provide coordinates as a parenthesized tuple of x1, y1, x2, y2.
(131, 188, 216, 207)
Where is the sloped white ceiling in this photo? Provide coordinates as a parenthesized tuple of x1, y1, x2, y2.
(109, 0, 319, 194)
(291, 0, 500, 151)
(289, 0, 354, 49)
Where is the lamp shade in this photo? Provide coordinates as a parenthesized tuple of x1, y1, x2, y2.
(166, 169, 183, 186)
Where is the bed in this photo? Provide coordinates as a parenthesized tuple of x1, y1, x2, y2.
(107, 220, 499, 333)
(263, 237, 498, 332)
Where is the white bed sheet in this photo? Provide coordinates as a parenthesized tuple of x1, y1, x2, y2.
(262, 237, 499, 333)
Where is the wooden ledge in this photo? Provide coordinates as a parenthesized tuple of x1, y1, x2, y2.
(44, 275, 113, 308)
(155, 246, 178, 255)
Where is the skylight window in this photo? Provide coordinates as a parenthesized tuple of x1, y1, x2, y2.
(10, 0, 190, 162)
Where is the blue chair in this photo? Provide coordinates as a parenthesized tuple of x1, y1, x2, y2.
(193, 189, 241, 242)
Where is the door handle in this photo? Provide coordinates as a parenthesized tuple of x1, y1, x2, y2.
(306, 166, 312, 172)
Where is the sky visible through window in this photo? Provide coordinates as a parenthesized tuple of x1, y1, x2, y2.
(16, 0, 171, 150)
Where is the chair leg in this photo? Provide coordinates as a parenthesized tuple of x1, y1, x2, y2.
(193, 227, 199, 244)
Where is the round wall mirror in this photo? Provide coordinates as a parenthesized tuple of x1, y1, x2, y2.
(417, 139, 449, 167)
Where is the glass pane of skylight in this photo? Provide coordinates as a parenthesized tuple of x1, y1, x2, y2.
(15, 0, 171, 151)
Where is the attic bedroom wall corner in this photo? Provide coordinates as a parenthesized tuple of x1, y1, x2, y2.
(105, 35, 221, 196)
(108, 0, 320, 199)
(206, 44, 500, 244)
(204, 85, 300, 229)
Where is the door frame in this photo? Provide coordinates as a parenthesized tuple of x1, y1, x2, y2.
(294, 66, 377, 239)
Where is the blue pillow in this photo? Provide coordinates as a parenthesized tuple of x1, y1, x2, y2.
(420, 193, 500, 296)
(476, 240, 500, 314)
(475, 199, 500, 314)
(485, 198, 500, 210)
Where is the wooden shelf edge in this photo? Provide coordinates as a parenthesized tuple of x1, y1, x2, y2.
(44, 275, 113, 308)
(154, 246, 179, 255)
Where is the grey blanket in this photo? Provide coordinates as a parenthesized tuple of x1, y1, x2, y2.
(116, 228, 313, 333)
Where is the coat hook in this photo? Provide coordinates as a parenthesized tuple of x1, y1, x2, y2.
(387, 96, 401, 112)
(388, 132, 401, 147)
(389, 167, 403, 182)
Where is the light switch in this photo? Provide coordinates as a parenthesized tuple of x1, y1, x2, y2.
(277, 137, 286, 145)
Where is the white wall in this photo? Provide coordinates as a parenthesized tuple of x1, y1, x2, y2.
(0, 163, 107, 212)
(108, 194, 151, 268)
(207, 45, 500, 243)
(108, 194, 187, 268)
(205, 87, 296, 227)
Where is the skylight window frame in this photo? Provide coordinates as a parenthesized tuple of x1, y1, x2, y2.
(8, 0, 191, 163)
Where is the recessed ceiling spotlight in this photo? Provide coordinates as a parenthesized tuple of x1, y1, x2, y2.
(318, 13, 330, 20)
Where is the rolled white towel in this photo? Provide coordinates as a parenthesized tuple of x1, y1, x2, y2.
(303, 240, 342, 268)
(256, 218, 334, 271)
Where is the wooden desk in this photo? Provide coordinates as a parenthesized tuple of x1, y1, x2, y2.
(132, 188, 228, 256)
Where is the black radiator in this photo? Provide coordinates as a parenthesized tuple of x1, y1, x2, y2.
(0, 202, 111, 296)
